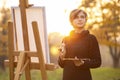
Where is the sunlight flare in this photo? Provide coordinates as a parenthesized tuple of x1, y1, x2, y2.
(2, 0, 82, 35)
(50, 46, 59, 56)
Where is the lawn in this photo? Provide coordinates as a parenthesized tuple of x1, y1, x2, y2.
(91, 67, 120, 80)
(0, 67, 120, 80)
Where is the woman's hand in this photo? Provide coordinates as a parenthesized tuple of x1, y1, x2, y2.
(58, 47, 66, 60)
(58, 42, 66, 60)
(73, 56, 84, 66)
(59, 52, 65, 60)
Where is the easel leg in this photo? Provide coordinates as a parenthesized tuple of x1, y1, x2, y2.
(24, 57, 31, 80)
(19, 0, 32, 79)
(14, 52, 25, 80)
(8, 22, 15, 80)
(32, 22, 48, 80)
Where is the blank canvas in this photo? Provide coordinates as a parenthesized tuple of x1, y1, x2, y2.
(11, 6, 50, 63)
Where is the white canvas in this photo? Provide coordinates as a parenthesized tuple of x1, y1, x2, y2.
(11, 6, 50, 63)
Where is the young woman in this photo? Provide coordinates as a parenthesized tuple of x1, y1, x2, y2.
(58, 9, 101, 80)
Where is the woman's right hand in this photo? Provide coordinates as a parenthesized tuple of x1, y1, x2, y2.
(58, 42, 66, 60)
(59, 51, 65, 60)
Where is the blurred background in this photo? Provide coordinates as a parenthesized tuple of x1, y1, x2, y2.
(0, 0, 120, 80)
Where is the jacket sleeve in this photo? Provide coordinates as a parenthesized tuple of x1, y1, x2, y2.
(58, 56, 64, 68)
(57, 37, 67, 68)
(83, 35, 101, 68)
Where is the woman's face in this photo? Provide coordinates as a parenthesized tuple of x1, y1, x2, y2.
(72, 12, 87, 28)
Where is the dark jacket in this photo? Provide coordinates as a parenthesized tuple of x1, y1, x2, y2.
(58, 30, 101, 80)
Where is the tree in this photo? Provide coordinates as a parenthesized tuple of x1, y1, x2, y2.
(0, 0, 11, 55)
(0, 0, 11, 70)
(78, 0, 120, 67)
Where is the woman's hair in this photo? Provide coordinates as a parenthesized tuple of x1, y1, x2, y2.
(69, 9, 87, 24)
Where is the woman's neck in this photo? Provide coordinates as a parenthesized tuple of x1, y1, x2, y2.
(75, 28, 85, 34)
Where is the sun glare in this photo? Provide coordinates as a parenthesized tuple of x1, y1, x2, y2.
(50, 46, 59, 56)
(44, 0, 81, 35)
(2, 0, 81, 35)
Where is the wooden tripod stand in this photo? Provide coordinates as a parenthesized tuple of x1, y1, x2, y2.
(5, 0, 57, 80)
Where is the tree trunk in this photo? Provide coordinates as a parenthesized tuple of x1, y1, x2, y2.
(113, 56, 120, 67)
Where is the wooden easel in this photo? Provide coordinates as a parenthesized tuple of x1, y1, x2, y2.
(5, 0, 56, 80)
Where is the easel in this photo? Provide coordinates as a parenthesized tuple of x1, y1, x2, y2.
(5, 0, 56, 80)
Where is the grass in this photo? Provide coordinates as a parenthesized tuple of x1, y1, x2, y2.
(0, 67, 120, 80)
(91, 67, 120, 80)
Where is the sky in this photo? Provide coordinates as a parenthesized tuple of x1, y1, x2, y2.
(0, 0, 82, 35)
